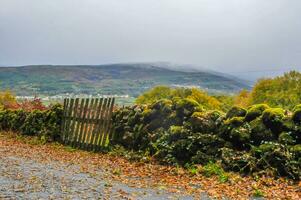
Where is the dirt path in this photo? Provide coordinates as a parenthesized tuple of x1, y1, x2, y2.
(0, 134, 211, 199)
(0, 155, 208, 199)
(0, 133, 300, 199)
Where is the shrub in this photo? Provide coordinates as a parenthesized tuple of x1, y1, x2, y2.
(21, 110, 46, 136)
(292, 104, 301, 124)
(0, 104, 63, 141)
(135, 86, 174, 104)
(226, 106, 246, 119)
(112, 98, 301, 180)
(174, 98, 203, 118)
(221, 148, 256, 173)
(252, 143, 300, 179)
(186, 88, 221, 110)
(262, 108, 285, 135)
(234, 89, 251, 108)
(224, 117, 245, 127)
(245, 104, 269, 122)
(290, 145, 301, 160)
(190, 110, 223, 133)
(278, 132, 296, 145)
(112, 106, 148, 149)
(0, 90, 17, 109)
(153, 128, 225, 165)
(229, 124, 251, 149)
(249, 118, 274, 145)
(250, 71, 301, 110)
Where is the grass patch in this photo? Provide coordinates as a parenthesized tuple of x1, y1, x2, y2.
(201, 162, 229, 183)
(253, 188, 265, 198)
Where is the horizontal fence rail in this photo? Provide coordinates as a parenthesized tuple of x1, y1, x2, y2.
(61, 97, 115, 151)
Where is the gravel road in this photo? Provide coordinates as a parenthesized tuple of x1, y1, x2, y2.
(0, 155, 211, 200)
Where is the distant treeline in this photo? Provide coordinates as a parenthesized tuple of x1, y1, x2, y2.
(136, 71, 301, 110)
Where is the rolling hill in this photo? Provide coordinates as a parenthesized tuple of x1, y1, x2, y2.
(0, 63, 250, 97)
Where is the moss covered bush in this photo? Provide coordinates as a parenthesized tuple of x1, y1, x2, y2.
(112, 100, 301, 180)
(292, 104, 301, 124)
(262, 108, 285, 135)
(226, 106, 247, 119)
(245, 104, 269, 122)
(0, 104, 63, 141)
(249, 118, 274, 145)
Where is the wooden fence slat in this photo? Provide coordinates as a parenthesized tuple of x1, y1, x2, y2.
(89, 98, 103, 151)
(102, 98, 115, 146)
(71, 98, 85, 147)
(85, 98, 99, 150)
(84, 98, 97, 148)
(67, 98, 79, 145)
(61, 98, 68, 142)
(82, 98, 95, 150)
(76, 98, 90, 148)
(92, 98, 108, 151)
(80, 98, 95, 149)
(101, 98, 115, 147)
(64, 98, 74, 144)
(96, 98, 112, 151)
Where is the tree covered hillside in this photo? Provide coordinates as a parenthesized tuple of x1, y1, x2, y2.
(0, 63, 250, 96)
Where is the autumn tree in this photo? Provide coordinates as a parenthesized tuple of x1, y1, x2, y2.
(250, 71, 301, 109)
(136, 86, 222, 110)
(0, 90, 17, 109)
(234, 89, 251, 108)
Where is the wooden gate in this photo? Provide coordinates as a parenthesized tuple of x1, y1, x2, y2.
(61, 97, 115, 151)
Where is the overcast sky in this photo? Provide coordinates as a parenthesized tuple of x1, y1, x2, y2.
(1, 0, 301, 78)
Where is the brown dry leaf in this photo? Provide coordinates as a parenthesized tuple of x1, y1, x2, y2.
(0, 132, 300, 200)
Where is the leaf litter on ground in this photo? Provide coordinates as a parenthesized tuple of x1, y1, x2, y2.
(0, 132, 300, 199)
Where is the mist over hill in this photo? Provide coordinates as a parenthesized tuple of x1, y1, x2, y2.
(0, 63, 250, 97)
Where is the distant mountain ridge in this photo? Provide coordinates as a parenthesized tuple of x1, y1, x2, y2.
(0, 63, 250, 96)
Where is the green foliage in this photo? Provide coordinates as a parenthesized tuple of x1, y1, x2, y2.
(292, 104, 301, 124)
(250, 71, 301, 109)
(0, 104, 63, 141)
(245, 104, 269, 122)
(249, 118, 274, 145)
(234, 89, 250, 108)
(190, 110, 223, 133)
(226, 106, 247, 119)
(0, 90, 17, 109)
(229, 124, 251, 149)
(186, 88, 221, 110)
(278, 132, 296, 145)
(290, 145, 301, 163)
(174, 98, 204, 119)
(253, 188, 265, 198)
(136, 86, 175, 104)
(251, 143, 300, 179)
(113, 95, 301, 180)
(21, 110, 46, 135)
(224, 117, 245, 127)
(201, 162, 229, 183)
(136, 86, 222, 110)
(213, 95, 235, 112)
(221, 148, 256, 173)
(262, 108, 285, 134)
(154, 128, 225, 165)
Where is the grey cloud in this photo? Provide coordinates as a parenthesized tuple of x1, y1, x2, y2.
(0, 0, 301, 79)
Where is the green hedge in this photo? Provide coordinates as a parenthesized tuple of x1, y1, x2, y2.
(112, 99, 301, 180)
(0, 104, 63, 141)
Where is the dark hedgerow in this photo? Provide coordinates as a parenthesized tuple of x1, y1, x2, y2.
(112, 101, 301, 180)
(0, 104, 63, 141)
